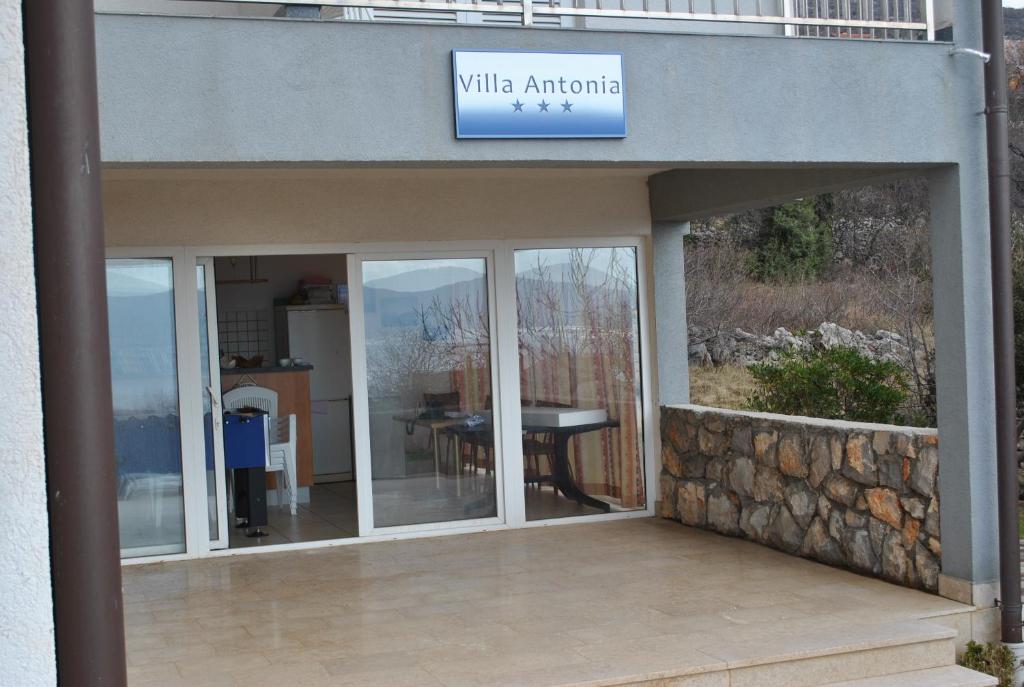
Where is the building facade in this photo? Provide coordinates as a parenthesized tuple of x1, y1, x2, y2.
(2, 1, 1005, 683)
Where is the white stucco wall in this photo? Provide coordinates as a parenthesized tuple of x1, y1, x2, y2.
(0, 0, 56, 684)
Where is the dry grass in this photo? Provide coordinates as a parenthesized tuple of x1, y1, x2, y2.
(684, 240, 926, 335)
(688, 364, 757, 411)
(720, 278, 902, 334)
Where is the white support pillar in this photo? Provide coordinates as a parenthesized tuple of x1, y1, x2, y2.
(652, 221, 690, 406)
(929, 165, 1000, 608)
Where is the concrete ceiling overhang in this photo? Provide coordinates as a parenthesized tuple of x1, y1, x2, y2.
(649, 164, 941, 222)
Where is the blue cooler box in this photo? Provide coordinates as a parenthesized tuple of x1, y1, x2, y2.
(223, 412, 268, 469)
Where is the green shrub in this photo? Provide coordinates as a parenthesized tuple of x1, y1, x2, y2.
(958, 641, 1019, 687)
(745, 346, 908, 424)
(748, 197, 834, 283)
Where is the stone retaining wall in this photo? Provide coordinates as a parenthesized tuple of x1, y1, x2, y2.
(660, 405, 941, 592)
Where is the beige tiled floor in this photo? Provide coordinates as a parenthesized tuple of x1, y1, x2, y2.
(228, 479, 618, 549)
(123, 518, 970, 687)
(228, 482, 359, 548)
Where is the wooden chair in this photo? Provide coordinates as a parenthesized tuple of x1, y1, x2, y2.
(421, 391, 460, 472)
(455, 394, 494, 477)
(522, 399, 570, 493)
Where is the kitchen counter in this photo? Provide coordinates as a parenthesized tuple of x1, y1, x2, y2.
(221, 363, 313, 374)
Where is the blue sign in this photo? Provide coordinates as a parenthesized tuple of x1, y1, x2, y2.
(452, 50, 626, 139)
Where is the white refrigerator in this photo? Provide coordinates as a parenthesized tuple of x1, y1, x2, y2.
(277, 304, 353, 481)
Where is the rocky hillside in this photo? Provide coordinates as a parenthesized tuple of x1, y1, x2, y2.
(689, 322, 910, 368)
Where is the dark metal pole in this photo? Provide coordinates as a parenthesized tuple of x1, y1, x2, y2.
(23, 0, 128, 684)
(982, 0, 1023, 645)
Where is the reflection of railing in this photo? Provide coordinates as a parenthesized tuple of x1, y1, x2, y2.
(111, 0, 935, 40)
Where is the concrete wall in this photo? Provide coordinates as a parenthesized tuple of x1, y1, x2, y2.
(94, 13, 965, 166)
(102, 168, 654, 246)
(96, 0, 280, 16)
(0, 0, 56, 684)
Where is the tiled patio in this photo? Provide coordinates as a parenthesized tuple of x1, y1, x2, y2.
(122, 518, 983, 687)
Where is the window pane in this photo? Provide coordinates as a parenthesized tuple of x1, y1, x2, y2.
(107, 258, 186, 556)
(362, 258, 497, 527)
(515, 247, 646, 520)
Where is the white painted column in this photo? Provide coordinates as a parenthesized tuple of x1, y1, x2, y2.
(652, 221, 690, 406)
(0, 0, 57, 682)
(929, 165, 1000, 606)
(927, 1, 1001, 609)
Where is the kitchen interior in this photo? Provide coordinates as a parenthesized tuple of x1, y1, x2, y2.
(214, 253, 356, 548)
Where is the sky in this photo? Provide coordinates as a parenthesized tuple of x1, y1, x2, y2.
(1008, 1, 1024, 8)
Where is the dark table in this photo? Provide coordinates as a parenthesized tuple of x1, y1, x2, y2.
(522, 419, 619, 513)
(447, 418, 619, 513)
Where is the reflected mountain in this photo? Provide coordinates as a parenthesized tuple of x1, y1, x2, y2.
(363, 270, 488, 331)
(363, 266, 484, 293)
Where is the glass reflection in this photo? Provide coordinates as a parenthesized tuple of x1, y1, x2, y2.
(107, 258, 186, 556)
(515, 247, 646, 520)
(362, 258, 497, 527)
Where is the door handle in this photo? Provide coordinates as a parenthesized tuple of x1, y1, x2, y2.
(208, 387, 222, 429)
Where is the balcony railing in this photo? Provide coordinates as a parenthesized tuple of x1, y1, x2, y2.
(99, 0, 937, 40)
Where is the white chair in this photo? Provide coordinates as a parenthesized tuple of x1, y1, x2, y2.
(223, 385, 278, 419)
(268, 415, 298, 516)
(223, 385, 297, 515)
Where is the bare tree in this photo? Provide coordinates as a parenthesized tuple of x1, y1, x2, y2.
(867, 222, 936, 424)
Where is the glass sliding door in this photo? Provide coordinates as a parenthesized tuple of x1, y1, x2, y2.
(106, 258, 187, 557)
(515, 247, 646, 521)
(355, 256, 500, 529)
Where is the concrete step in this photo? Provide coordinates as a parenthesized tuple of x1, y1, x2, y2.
(725, 630, 953, 687)
(610, 621, 962, 687)
(821, 665, 998, 687)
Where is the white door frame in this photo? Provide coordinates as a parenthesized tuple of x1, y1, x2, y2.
(111, 237, 654, 565)
(348, 249, 507, 536)
(197, 257, 230, 549)
(106, 247, 207, 560)
(508, 237, 657, 528)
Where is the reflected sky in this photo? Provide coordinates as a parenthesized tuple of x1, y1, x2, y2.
(107, 259, 176, 297)
(107, 259, 179, 416)
(515, 247, 637, 287)
(363, 259, 486, 292)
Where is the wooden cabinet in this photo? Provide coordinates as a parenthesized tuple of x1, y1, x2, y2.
(221, 368, 314, 487)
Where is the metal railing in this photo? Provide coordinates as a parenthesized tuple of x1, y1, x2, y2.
(788, 0, 933, 40)
(109, 0, 937, 40)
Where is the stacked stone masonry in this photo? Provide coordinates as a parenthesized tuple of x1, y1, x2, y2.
(660, 405, 941, 592)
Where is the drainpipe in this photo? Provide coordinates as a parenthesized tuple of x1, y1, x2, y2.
(22, 1, 128, 685)
(981, 0, 1024, 651)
